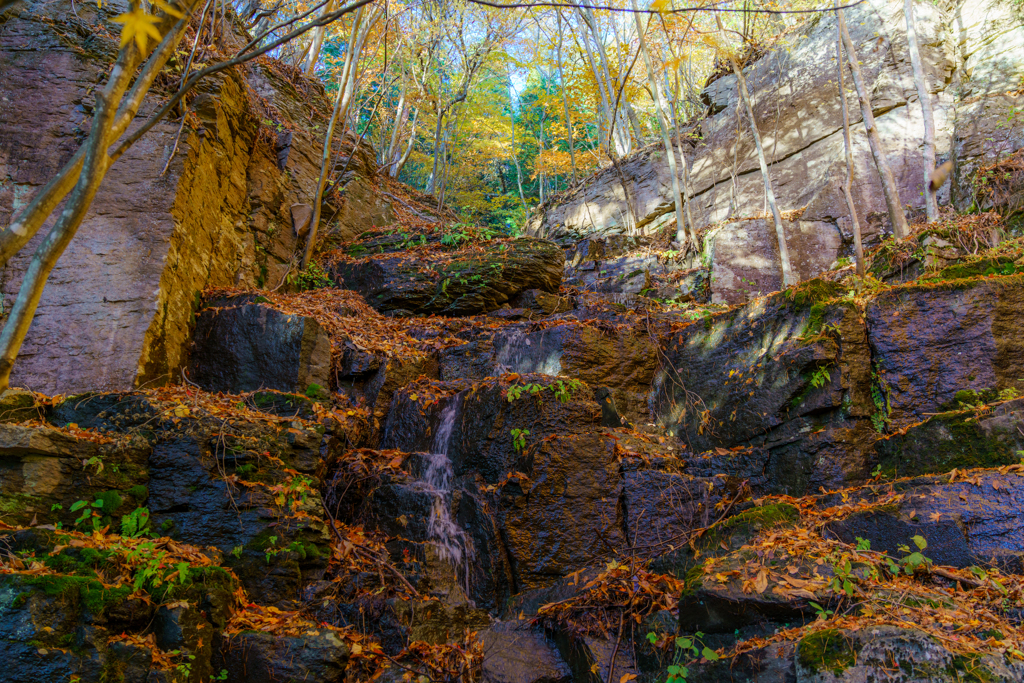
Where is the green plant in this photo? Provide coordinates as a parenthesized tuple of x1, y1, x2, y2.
(810, 601, 834, 620)
(213, 670, 229, 681)
(231, 545, 243, 559)
(896, 535, 931, 575)
(289, 262, 334, 291)
(264, 536, 279, 564)
(120, 507, 151, 538)
(809, 366, 832, 389)
(510, 428, 529, 452)
(870, 367, 892, 433)
(71, 498, 106, 531)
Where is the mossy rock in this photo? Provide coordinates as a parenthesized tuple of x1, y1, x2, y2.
(25, 575, 133, 616)
(797, 629, 858, 675)
(699, 503, 800, 552)
(873, 399, 1024, 478)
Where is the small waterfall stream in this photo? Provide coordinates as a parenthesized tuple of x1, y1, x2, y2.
(419, 399, 474, 578)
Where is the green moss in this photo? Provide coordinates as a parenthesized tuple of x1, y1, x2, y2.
(797, 629, 857, 674)
(934, 257, 1024, 282)
(949, 654, 996, 682)
(26, 575, 132, 615)
(11, 591, 31, 609)
(95, 490, 124, 516)
(787, 279, 844, 307)
(701, 503, 799, 551)
(127, 485, 149, 501)
(875, 408, 1020, 478)
(0, 492, 40, 516)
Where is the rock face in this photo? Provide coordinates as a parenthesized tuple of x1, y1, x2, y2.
(329, 236, 565, 316)
(188, 294, 332, 394)
(526, 0, 1024, 303)
(0, 0, 395, 395)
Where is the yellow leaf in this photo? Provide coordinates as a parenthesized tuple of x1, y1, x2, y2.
(153, 0, 184, 18)
(114, 8, 163, 52)
(590, 664, 600, 674)
(173, 405, 190, 418)
(620, 675, 638, 683)
(351, 643, 362, 655)
(409, 394, 418, 402)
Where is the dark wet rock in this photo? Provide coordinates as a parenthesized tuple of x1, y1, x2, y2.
(0, 423, 150, 528)
(330, 237, 564, 316)
(481, 620, 572, 683)
(146, 435, 329, 606)
(870, 398, 1024, 478)
(551, 629, 640, 683)
(214, 630, 351, 683)
(867, 277, 1024, 426)
(382, 376, 602, 484)
(623, 469, 724, 551)
(653, 285, 877, 491)
(687, 625, 1024, 682)
(188, 293, 332, 394)
(826, 471, 1024, 570)
(501, 432, 626, 591)
(47, 392, 159, 432)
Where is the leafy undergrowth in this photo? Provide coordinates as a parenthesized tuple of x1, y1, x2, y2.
(0, 522, 482, 680)
(686, 472, 1024, 671)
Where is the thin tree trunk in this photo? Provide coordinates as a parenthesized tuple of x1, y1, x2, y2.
(632, 0, 687, 246)
(303, 0, 337, 76)
(385, 83, 407, 164)
(904, 0, 938, 222)
(837, 3, 865, 275)
(556, 11, 578, 186)
(390, 108, 417, 178)
(839, 10, 910, 239)
(717, 16, 794, 286)
(427, 109, 446, 195)
(302, 4, 375, 270)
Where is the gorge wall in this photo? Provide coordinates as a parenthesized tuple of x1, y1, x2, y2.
(0, 0, 394, 395)
(526, 0, 1024, 303)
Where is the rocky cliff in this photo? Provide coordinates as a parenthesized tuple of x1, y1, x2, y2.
(0, 0, 393, 395)
(3, 0, 1024, 682)
(526, 0, 1024, 304)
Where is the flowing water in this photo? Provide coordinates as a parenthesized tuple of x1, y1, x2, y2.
(420, 399, 473, 569)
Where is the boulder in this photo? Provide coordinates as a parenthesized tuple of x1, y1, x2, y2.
(214, 631, 351, 683)
(0, 422, 150, 529)
(0, 0, 362, 394)
(187, 294, 332, 394)
(480, 621, 572, 683)
(867, 276, 1024, 425)
(501, 433, 626, 591)
(330, 237, 564, 316)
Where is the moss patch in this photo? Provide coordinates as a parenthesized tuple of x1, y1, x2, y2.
(797, 629, 857, 674)
(26, 575, 132, 615)
(700, 503, 799, 551)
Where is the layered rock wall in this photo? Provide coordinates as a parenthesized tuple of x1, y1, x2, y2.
(527, 0, 1024, 303)
(0, 0, 392, 394)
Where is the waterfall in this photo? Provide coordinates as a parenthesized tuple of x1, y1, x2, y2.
(419, 400, 473, 569)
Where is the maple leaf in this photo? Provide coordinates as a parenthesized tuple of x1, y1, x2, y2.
(114, 8, 163, 52)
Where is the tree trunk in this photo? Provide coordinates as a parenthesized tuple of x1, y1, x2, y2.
(390, 108, 417, 178)
(302, 4, 376, 269)
(839, 10, 910, 239)
(556, 11, 578, 186)
(836, 3, 865, 275)
(632, 0, 687, 246)
(904, 0, 938, 223)
(718, 16, 794, 286)
(303, 0, 337, 76)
